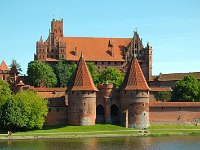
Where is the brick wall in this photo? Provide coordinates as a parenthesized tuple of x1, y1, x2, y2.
(150, 107, 200, 125)
(35, 89, 68, 125)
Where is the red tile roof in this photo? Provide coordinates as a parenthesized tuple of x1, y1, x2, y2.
(150, 87, 172, 92)
(0, 60, 9, 71)
(120, 57, 150, 90)
(150, 102, 200, 107)
(16, 80, 25, 86)
(45, 58, 59, 62)
(33, 87, 67, 92)
(60, 37, 131, 61)
(70, 54, 98, 91)
(154, 72, 200, 81)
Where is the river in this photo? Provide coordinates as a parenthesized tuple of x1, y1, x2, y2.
(0, 136, 200, 150)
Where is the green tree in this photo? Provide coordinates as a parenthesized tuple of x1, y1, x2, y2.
(54, 59, 77, 87)
(0, 96, 26, 130)
(0, 90, 48, 130)
(99, 68, 124, 88)
(0, 79, 11, 96)
(65, 64, 77, 87)
(27, 61, 57, 87)
(155, 91, 172, 101)
(87, 62, 100, 86)
(15, 90, 48, 129)
(9, 59, 22, 74)
(172, 76, 200, 102)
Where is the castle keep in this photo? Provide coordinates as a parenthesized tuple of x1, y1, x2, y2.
(35, 19, 152, 82)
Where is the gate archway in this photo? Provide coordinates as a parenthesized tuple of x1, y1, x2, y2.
(96, 105, 105, 123)
(111, 104, 119, 124)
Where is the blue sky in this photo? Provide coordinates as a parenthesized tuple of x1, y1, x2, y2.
(0, 0, 200, 75)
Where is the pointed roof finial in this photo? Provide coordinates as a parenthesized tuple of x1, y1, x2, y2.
(80, 51, 83, 59)
(39, 36, 43, 43)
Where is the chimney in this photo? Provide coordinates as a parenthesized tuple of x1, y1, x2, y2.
(75, 47, 78, 56)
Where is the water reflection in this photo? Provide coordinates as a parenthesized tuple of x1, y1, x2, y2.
(0, 136, 200, 150)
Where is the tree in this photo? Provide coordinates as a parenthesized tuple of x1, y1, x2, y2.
(14, 90, 48, 129)
(172, 76, 200, 102)
(9, 59, 22, 74)
(54, 59, 77, 87)
(99, 68, 124, 88)
(0, 79, 11, 96)
(87, 62, 100, 86)
(155, 91, 172, 101)
(27, 61, 57, 87)
(0, 90, 48, 130)
(0, 80, 12, 116)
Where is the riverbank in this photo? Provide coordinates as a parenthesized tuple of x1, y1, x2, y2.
(1, 124, 200, 140)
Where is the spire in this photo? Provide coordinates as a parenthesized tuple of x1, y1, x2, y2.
(0, 60, 9, 71)
(10, 64, 18, 74)
(39, 36, 43, 43)
(70, 54, 98, 91)
(120, 57, 150, 90)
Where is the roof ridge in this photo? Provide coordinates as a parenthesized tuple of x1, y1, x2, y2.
(63, 36, 132, 39)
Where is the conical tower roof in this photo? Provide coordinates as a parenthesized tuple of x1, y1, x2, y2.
(70, 54, 98, 91)
(0, 60, 9, 71)
(120, 57, 150, 90)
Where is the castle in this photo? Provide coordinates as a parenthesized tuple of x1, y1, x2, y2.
(1, 19, 200, 128)
(35, 19, 152, 82)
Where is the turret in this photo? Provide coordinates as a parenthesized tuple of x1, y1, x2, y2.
(120, 56, 150, 128)
(51, 19, 63, 38)
(67, 54, 98, 126)
(146, 42, 153, 80)
(98, 83, 113, 123)
(0, 60, 9, 81)
(9, 64, 19, 92)
(36, 36, 47, 61)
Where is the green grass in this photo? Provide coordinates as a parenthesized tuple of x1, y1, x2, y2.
(15, 124, 130, 134)
(149, 124, 200, 129)
(1, 124, 200, 139)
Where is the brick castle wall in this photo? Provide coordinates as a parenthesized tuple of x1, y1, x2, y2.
(150, 107, 200, 125)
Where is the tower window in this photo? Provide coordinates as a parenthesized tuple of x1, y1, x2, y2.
(2, 75, 6, 80)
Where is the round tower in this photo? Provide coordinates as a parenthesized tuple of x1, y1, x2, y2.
(67, 54, 98, 126)
(120, 57, 150, 128)
(126, 90, 149, 128)
(98, 83, 113, 123)
(68, 91, 96, 125)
